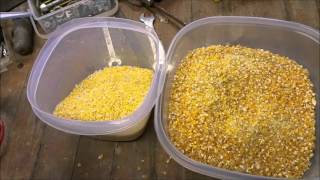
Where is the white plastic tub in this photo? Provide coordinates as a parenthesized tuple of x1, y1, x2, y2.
(27, 17, 165, 141)
(155, 17, 319, 179)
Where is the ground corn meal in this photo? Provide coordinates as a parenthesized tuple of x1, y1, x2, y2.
(54, 66, 153, 121)
(168, 45, 316, 178)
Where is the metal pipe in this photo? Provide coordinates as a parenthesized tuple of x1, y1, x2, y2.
(0, 12, 31, 20)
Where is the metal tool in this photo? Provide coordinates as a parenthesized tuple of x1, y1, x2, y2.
(155, 12, 168, 23)
(141, 5, 168, 24)
(40, 0, 64, 13)
(139, 13, 157, 67)
(139, 12, 155, 29)
(103, 27, 122, 67)
(39, 0, 79, 14)
(151, 4, 186, 28)
(128, 0, 186, 29)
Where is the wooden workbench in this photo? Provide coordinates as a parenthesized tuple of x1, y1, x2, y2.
(1, 0, 319, 179)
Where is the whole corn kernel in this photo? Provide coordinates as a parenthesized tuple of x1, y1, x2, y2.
(54, 66, 153, 121)
(168, 45, 316, 178)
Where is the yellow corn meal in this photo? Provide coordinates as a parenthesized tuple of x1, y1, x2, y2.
(168, 45, 316, 178)
(54, 66, 153, 121)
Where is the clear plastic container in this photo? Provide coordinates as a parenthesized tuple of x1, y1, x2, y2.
(27, 17, 165, 141)
(155, 16, 320, 179)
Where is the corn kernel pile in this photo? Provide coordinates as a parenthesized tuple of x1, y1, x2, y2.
(168, 45, 316, 178)
(54, 66, 153, 121)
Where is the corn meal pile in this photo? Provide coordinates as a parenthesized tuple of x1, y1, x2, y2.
(54, 66, 153, 121)
(168, 45, 316, 178)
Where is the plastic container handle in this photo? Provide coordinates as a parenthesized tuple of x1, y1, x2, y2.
(0, 12, 31, 20)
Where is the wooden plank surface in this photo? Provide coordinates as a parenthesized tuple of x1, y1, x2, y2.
(108, 119, 157, 180)
(0, 0, 319, 180)
(31, 127, 79, 180)
(0, 33, 46, 180)
(71, 136, 115, 180)
(284, 0, 320, 29)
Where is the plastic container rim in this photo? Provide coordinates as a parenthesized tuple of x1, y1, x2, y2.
(155, 16, 320, 180)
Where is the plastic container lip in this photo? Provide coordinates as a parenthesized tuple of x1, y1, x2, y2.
(155, 16, 319, 180)
(27, 17, 165, 134)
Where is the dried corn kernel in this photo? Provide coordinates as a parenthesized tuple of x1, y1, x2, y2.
(54, 66, 153, 121)
(168, 45, 316, 178)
